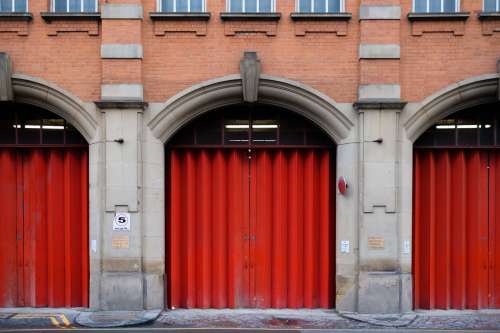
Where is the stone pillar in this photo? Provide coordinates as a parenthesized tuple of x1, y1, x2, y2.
(354, 101, 408, 314)
(95, 0, 148, 310)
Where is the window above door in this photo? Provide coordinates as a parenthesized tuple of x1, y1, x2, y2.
(412, 0, 459, 12)
(296, 0, 344, 13)
(158, 0, 206, 12)
(0, 0, 27, 12)
(227, 0, 276, 13)
(52, 0, 97, 12)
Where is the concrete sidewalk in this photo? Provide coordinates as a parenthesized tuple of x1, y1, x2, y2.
(0, 308, 499, 330)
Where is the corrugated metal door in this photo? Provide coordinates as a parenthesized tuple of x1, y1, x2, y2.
(0, 148, 88, 308)
(168, 148, 334, 309)
(414, 149, 499, 309)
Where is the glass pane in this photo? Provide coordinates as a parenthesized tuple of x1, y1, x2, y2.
(0, 0, 12, 12)
(195, 113, 222, 144)
(83, 0, 96, 12)
(0, 108, 16, 144)
(162, 0, 174, 11)
(414, 130, 435, 146)
(252, 111, 278, 145)
(54, 0, 67, 12)
(414, 0, 427, 11)
(279, 112, 306, 145)
(18, 111, 41, 144)
(190, 0, 203, 11)
(245, 0, 257, 12)
(65, 123, 86, 144)
(230, 0, 242, 12)
(224, 109, 249, 145)
(479, 123, 494, 145)
(299, 0, 312, 12)
(328, 0, 341, 12)
(314, 0, 326, 12)
(259, 0, 272, 12)
(177, 0, 188, 11)
(169, 127, 195, 145)
(69, 0, 80, 11)
(443, 0, 455, 11)
(429, 0, 441, 11)
(484, 0, 496, 11)
(306, 130, 331, 145)
(15, 0, 27, 12)
(43, 118, 65, 144)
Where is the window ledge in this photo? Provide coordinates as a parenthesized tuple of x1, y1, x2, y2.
(0, 12, 32, 21)
(407, 12, 470, 21)
(220, 12, 281, 21)
(40, 12, 101, 22)
(149, 12, 211, 20)
(290, 12, 352, 20)
(478, 12, 500, 20)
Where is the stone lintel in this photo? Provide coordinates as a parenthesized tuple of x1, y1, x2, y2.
(354, 99, 407, 110)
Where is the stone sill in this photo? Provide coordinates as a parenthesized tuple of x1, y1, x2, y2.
(407, 12, 470, 21)
(354, 99, 407, 110)
(0, 12, 32, 21)
(40, 12, 101, 22)
(478, 12, 500, 20)
(149, 12, 211, 20)
(290, 12, 352, 20)
(95, 100, 148, 110)
(220, 12, 281, 21)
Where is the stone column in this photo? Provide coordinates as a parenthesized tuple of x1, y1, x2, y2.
(95, 0, 148, 310)
(354, 101, 409, 314)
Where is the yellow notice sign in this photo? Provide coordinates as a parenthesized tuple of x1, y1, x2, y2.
(112, 235, 129, 249)
(368, 237, 385, 249)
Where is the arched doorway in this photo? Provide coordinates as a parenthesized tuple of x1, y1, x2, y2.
(0, 102, 89, 308)
(166, 104, 336, 309)
(413, 101, 500, 309)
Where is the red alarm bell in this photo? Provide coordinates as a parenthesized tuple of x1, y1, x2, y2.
(338, 176, 348, 194)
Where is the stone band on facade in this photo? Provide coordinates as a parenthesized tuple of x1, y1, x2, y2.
(101, 84, 144, 101)
(101, 44, 144, 59)
(101, 4, 144, 20)
(358, 84, 401, 100)
(359, 5, 401, 20)
(359, 44, 400, 59)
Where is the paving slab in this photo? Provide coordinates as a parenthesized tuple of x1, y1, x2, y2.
(75, 309, 162, 328)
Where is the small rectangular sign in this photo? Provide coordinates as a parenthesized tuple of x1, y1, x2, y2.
(403, 240, 411, 254)
(113, 212, 131, 231)
(341, 240, 350, 253)
(112, 235, 129, 249)
(368, 237, 385, 249)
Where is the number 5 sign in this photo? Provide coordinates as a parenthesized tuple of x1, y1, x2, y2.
(113, 213, 131, 231)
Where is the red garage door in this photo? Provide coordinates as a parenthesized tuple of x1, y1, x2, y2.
(166, 105, 335, 309)
(0, 105, 89, 308)
(413, 103, 500, 309)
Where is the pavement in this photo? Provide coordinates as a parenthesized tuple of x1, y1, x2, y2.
(0, 308, 499, 331)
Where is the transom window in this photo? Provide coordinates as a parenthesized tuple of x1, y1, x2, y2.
(297, 0, 343, 13)
(0, 0, 27, 12)
(168, 104, 333, 148)
(415, 102, 500, 148)
(52, 0, 97, 12)
(158, 0, 205, 12)
(413, 0, 459, 12)
(227, 0, 275, 13)
(0, 103, 87, 146)
(484, 0, 500, 11)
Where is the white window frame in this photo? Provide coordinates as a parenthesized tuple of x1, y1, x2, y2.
(483, 0, 499, 11)
(226, 0, 276, 13)
(1, 0, 28, 12)
(295, 0, 345, 13)
(51, 0, 98, 12)
(157, 0, 206, 12)
(412, 0, 460, 12)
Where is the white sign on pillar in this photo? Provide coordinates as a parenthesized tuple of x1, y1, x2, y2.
(113, 212, 131, 231)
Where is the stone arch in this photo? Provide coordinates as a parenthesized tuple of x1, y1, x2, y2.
(11, 74, 99, 143)
(148, 74, 354, 144)
(404, 73, 499, 142)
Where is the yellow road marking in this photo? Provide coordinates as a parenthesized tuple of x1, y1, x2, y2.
(59, 314, 71, 326)
(49, 316, 61, 328)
